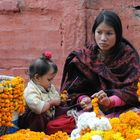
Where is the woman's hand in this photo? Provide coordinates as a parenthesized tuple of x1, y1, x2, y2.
(91, 90, 110, 107)
(80, 97, 92, 111)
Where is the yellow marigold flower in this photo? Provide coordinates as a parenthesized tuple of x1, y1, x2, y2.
(137, 80, 140, 101)
(137, 81, 140, 88)
(91, 98, 101, 118)
(137, 89, 140, 96)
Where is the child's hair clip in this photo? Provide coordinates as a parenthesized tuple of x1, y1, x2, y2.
(43, 51, 52, 60)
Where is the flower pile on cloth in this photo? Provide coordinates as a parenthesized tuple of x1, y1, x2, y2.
(0, 129, 69, 140)
(68, 111, 140, 140)
(69, 112, 112, 140)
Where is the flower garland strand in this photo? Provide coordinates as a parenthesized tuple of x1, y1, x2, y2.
(0, 81, 13, 127)
(11, 77, 25, 114)
(79, 98, 101, 136)
(137, 78, 140, 102)
(60, 90, 69, 103)
(91, 97, 101, 118)
(0, 76, 25, 127)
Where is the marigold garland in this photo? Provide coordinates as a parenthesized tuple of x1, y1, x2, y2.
(0, 76, 25, 127)
(137, 78, 140, 102)
(60, 90, 69, 102)
(91, 97, 101, 118)
(79, 98, 101, 136)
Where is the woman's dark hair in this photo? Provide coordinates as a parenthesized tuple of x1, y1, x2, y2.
(92, 10, 122, 48)
(29, 54, 58, 79)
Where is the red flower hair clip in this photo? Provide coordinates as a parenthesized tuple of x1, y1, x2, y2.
(43, 51, 52, 60)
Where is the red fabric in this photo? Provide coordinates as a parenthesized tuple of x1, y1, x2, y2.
(46, 114, 75, 135)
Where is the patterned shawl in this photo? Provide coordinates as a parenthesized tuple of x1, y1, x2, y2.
(61, 40, 140, 114)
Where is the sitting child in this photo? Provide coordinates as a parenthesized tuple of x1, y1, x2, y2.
(19, 51, 60, 133)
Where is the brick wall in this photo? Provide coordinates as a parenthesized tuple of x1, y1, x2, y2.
(0, 0, 139, 90)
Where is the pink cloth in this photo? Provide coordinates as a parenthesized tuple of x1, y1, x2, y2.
(77, 95, 89, 104)
(106, 96, 126, 118)
(109, 95, 125, 108)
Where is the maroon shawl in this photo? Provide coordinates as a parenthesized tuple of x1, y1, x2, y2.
(61, 41, 140, 114)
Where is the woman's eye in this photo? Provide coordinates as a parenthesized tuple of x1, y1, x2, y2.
(97, 31, 102, 34)
(106, 32, 113, 36)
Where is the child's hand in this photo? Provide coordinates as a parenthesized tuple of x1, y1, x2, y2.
(80, 97, 92, 111)
(49, 98, 61, 106)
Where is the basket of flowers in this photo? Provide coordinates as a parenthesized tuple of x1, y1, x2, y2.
(0, 75, 25, 136)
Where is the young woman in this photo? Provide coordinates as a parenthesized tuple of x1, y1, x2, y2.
(60, 10, 140, 117)
(45, 11, 140, 135)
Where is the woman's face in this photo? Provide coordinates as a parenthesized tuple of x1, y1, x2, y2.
(95, 22, 116, 52)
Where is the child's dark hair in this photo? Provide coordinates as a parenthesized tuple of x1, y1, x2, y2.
(29, 52, 58, 79)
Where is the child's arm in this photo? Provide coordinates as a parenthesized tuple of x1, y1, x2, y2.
(24, 83, 61, 114)
(50, 84, 61, 105)
(42, 85, 61, 113)
(41, 98, 60, 113)
(24, 90, 46, 114)
(41, 101, 51, 113)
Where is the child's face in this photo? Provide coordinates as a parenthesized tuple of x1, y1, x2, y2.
(36, 69, 56, 90)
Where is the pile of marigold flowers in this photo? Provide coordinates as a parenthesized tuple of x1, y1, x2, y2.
(0, 76, 25, 127)
(0, 129, 69, 140)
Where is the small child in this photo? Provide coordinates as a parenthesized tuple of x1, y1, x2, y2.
(19, 51, 60, 133)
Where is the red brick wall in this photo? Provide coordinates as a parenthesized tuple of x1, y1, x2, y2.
(0, 0, 139, 90)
